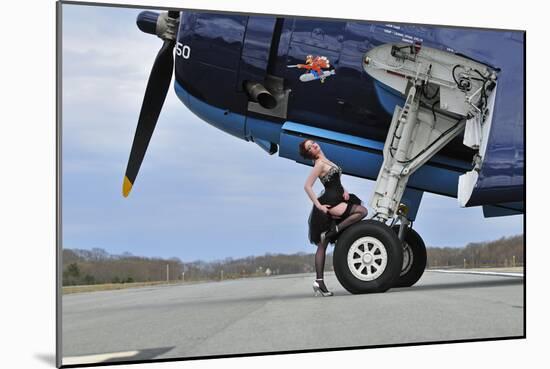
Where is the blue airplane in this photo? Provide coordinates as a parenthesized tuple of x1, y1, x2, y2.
(123, 9, 524, 294)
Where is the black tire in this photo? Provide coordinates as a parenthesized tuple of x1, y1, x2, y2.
(392, 226, 427, 288)
(333, 220, 403, 294)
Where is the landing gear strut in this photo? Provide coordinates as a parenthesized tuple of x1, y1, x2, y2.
(332, 42, 497, 294)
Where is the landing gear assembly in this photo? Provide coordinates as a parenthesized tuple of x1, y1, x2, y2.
(333, 42, 497, 294)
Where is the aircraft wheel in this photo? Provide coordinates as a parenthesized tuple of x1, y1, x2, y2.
(333, 220, 403, 294)
(392, 226, 427, 288)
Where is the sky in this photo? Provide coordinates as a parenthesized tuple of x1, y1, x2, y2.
(61, 3, 523, 262)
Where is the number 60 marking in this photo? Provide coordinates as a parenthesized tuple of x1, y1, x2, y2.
(175, 42, 191, 59)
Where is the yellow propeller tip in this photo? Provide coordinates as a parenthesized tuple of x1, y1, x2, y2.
(123, 176, 133, 197)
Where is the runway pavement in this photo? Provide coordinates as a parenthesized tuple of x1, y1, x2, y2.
(61, 270, 524, 366)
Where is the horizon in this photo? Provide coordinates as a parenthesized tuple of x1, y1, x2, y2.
(64, 232, 524, 263)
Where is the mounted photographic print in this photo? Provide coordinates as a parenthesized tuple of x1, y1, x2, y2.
(57, 0, 525, 367)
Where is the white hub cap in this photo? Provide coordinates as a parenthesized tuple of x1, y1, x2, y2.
(347, 236, 388, 281)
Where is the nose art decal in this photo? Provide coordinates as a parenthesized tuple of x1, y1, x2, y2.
(287, 55, 336, 83)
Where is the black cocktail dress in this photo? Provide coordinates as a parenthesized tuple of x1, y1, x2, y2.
(308, 164, 362, 245)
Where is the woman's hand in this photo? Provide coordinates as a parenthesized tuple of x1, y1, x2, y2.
(343, 190, 350, 201)
(317, 204, 332, 214)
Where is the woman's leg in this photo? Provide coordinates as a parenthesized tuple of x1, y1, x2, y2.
(327, 203, 368, 230)
(324, 203, 368, 242)
(335, 204, 368, 231)
(326, 202, 348, 218)
(315, 237, 330, 280)
(314, 237, 333, 294)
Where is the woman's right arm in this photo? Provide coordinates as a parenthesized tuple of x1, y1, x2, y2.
(304, 162, 327, 212)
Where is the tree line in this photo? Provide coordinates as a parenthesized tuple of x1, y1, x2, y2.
(181, 252, 330, 281)
(426, 234, 523, 268)
(62, 248, 184, 285)
(62, 234, 523, 286)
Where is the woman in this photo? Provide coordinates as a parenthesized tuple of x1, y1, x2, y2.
(300, 139, 368, 297)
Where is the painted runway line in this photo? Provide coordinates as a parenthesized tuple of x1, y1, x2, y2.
(63, 350, 139, 365)
(428, 269, 523, 278)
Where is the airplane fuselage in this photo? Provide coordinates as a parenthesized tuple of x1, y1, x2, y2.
(167, 12, 524, 213)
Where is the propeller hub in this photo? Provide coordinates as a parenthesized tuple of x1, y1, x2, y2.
(156, 12, 179, 41)
(136, 11, 180, 42)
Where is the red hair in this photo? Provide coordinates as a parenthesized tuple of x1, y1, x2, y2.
(299, 139, 315, 160)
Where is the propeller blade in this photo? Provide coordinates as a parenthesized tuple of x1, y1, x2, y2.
(123, 38, 175, 197)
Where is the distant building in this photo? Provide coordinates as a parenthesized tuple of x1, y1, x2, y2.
(265, 268, 272, 276)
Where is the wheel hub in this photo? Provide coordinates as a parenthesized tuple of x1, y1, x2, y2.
(362, 253, 374, 264)
(347, 236, 388, 281)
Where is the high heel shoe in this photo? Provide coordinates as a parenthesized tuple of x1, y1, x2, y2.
(321, 222, 339, 244)
(312, 279, 334, 297)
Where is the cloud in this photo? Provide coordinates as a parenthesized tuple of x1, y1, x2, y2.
(62, 4, 186, 157)
(62, 5, 160, 104)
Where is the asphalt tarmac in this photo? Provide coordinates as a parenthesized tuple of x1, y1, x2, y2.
(61, 270, 524, 366)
